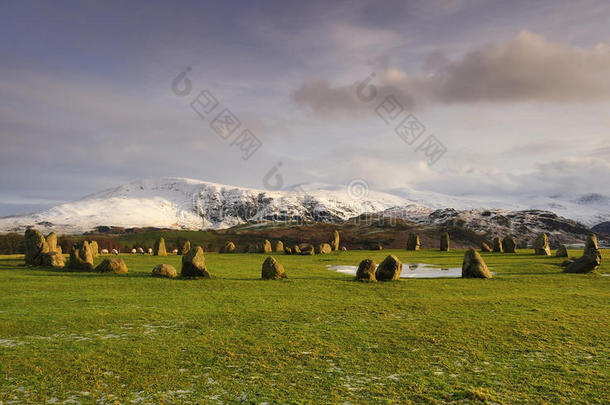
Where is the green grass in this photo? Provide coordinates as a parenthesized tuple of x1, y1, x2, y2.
(0, 249, 608, 404)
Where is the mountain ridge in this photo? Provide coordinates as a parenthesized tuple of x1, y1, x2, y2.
(0, 177, 608, 240)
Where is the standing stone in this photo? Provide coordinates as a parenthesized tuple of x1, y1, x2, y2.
(152, 264, 178, 278)
(262, 240, 272, 253)
(221, 241, 236, 253)
(181, 246, 211, 278)
(555, 245, 569, 257)
(534, 233, 551, 256)
(330, 230, 340, 251)
(406, 233, 420, 251)
(356, 259, 376, 282)
(564, 234, 602, 273)
(317, 243, 332, 254)
(179, 240, 191, 255)
(293, 245, 301, 254)
(45, 232, 58, 253)
(440, 232, 450, 251)
(492, 237, 503, 253)
(503, 236, 517, 253)
(261, 256, 287, 280)
(377, 243, 383, 250)
(89, 241, 99, 258)
(481, 242, 492, 252)
(284, 246, 293, 255)
(274, 240, 284, 252)
(67, 241, 94, 271)
(462, 249, 492, 278)
(154, 237, 167, 256)
(24, 229, 48, 266)
(95, 258, 128, 274)
(375, 255, 403, 281)
(298, 243, 314, 255)
(41, 252, 64, 268)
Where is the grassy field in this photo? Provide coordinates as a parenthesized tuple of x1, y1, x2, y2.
(0, 249, 608, 404)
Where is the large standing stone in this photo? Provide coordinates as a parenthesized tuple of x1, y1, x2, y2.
(534, 233, 551, 256)
(406, 233, 420, 251)
(154, 237, 167, 256)
(181, 246, 211, 278)
(274, 240, 284, 252)
(152, 264, 178, 278)
(95, 258, 128, 274)
(67, 241, 94, 271)
(45, 232, 58, 253)
(555, 245, 568, 257)
(462, 249, 492, 278)
(89, 241, 99, 258)
(317, 243, 332, 254)
(481, 242, 492, 252)
(262, 240, 272, 253)
(298, 243, 314, 255)
(24, 229, 48, 266)
(492, 237, 503, 253)
(375, 255, 403, 281)
(41, 252, 64, 268)
(440, 232, 450, 252)
(261, 256, 287, 279)
(221, 241, 236, 253)
(179, 240, 191, 255)
(330, 230, 340, 251)
(564, 234, 602, 273)
(356, 259, 376, 282)
(503, 236, 517, 253)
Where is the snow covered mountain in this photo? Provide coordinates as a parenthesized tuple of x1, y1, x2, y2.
(0, 177, 608, 235)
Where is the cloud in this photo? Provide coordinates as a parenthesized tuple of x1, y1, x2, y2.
(291, 31, 610, 117)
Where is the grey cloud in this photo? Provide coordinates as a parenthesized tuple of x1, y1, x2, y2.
(292, 31, 610, 117)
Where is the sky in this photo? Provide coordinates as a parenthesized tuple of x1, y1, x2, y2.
(1, 0, 610, 216)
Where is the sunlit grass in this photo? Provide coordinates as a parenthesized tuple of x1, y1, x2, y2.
(0, 249, 608, 404)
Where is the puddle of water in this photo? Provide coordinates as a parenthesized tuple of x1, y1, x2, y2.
(327, 263, 463, 278)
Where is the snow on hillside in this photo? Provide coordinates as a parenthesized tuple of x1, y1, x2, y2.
(0, 177, 608, 235)
(0, 177, 409, 234)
